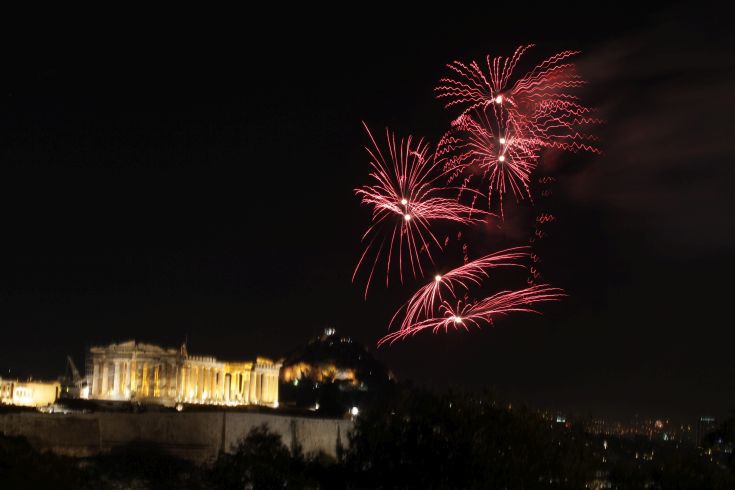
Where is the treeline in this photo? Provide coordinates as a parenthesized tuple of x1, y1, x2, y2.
(1, 388, 733, 489)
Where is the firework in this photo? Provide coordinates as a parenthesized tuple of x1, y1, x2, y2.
(434, 44, 601, 214)
(390, 246, 530, 330)
(435, 44, 599, 134)
(435, 108, 541, 214)
(378, 284, 565, 345)
(353, 123, 487, 297)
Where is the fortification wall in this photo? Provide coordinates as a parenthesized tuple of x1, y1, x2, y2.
(0, 411, 352, 463)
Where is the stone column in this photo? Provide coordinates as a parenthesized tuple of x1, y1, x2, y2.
(136, 362, 143, 394)
(248, 371, 256, 404)
(126, 361, 133, 396)
(154, 364, 160, 397)
(152, 363, 158, 397)
(158, 364, 164, 397)
(178, 365, 183, 399)
(92, 362, 100, 397)
(201, 367, 207, 400)
(169, 363, 176, 398)
(187, 365, 193, 399)
(181, 366, 187, 399)
(168, 364, 174, 397)
(101, 362, 109, 397)
(161, 364, 167, 397)
(145, 362, 150, 395)
(120, 362, 127, 396)
(130, 362, 136, 395)
(203, 367, 208, 400)
(112, 361, 121, 397)
(196, 367, 203, 400)
(171, 363, 176, 398)
(203, 367, 209, 400)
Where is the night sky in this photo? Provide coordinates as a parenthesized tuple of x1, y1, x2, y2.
(1, 5, 733, 422)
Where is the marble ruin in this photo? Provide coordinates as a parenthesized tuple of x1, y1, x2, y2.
(86, 340, 281, 407)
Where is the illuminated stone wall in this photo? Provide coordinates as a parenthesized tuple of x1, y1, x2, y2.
(0, 411, 352, 463)
(0, 378, 60, 407)
(86, 341, 281, 408)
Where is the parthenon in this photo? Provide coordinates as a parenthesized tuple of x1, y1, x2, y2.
(86, 341, 281, 407)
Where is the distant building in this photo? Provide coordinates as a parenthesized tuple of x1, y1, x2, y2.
(279, 328, 395, 412)
(85, 340, 281, 408)
(0, 378, 60, 407)
(697, 416, 717, 447)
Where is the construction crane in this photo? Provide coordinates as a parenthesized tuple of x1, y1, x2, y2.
(65, 356, 83, 388)
(59, 356, 86, 399)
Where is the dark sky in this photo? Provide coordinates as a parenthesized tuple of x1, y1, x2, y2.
(1, 5, 733, 422)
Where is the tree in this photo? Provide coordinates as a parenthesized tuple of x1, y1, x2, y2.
(210, 424, 311, 489)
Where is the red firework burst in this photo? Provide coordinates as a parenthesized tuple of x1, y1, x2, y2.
(353, 123, 487, 297)
(436, 108, 541, 214)
(435, 44, 600, 141)
(434, 44, 601, 215)
(378, 284, 565, 346)
(389, 246, 530, 330)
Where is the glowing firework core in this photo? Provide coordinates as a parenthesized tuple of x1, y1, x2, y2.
(434, 274, 442, 282)
(400, 198, 408, 205)
(404, 214, 411, 221)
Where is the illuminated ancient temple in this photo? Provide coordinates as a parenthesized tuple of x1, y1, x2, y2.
(86, 341, 281, 407)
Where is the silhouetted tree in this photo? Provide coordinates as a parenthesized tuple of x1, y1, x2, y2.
(345, 388, 593, 489)
(0, 435, 82, 490)
(210, 424, 311, 489)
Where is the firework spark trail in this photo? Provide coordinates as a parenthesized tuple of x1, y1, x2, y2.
(436, 107, 540, 215)
(378, 284, 566, 345)
(435, 45, 585, 119)
(435, 44, 601, 150)
(353, 123, 488, 297)
(434, 44, 601, 215)
(389, 246, 531, 330)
